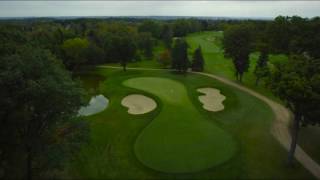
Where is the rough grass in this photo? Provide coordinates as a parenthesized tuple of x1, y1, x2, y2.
(124, 77, 236, 173)
(67, 68, 313, 179)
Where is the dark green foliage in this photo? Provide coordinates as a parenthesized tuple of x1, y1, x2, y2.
(267, 16, 320, 58)
(137, 32, 154, 58)
(191, 46, 205, 72)
(61, 37, 89, 71)
(172, 19, 202, 37)
(223, 25, 252, 82)
(138, 20, 162, 38)
(0, 46, 89, 179)
(269, 55, 320, 165)
(161, 24, 173, 48)
(113, 35, 137, 71)
(171, 38, 189, 73)
(86, 42, 105, 65)
(267, 16, 292, 54)
(254, 49, 270, 86)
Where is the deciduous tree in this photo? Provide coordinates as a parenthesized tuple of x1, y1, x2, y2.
(61, 38, 89, 71)
(269, 55, 320, 165)
(0, 46, 88, 179)
(223, 25, 252, 82)
(158, 50, 171, 68)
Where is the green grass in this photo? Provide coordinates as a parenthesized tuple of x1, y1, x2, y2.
(186, 31, 287, 103)
(186, 31, 320, 170)
(124, 77, 236, 173)
(67, 68, 313, 179)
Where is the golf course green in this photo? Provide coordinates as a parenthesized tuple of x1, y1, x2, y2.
(69, 68, 312, 179)
(124, 77, 235, 173)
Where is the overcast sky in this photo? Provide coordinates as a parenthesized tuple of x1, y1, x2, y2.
(0, 1, 319, 18)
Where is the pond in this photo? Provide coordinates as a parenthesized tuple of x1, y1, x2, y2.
(78, 94, 109, 116)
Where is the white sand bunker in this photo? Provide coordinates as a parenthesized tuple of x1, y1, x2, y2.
(121, 94, 157, 115)
(78, 94, 109, 116)
(197, 88, 226, 112)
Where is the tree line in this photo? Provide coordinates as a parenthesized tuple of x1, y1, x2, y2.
(0, 18, 211, 72)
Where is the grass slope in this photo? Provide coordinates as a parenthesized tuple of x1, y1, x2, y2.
(124, 77, 236, 173)
(68, 68, 313, 179)
(186, 31, 320, 167)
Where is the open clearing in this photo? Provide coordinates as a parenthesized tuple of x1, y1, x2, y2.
(197, 88, 225, 112)
(121, 94, 157, 115)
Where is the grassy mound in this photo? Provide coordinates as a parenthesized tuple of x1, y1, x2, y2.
(124, 77, 236, 173)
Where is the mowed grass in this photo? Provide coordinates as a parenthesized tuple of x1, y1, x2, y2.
(186, 31, 288, 103)
(186, 31, 320, 168)
(67, 68, 313, 179)
(124, 77, 236, 173)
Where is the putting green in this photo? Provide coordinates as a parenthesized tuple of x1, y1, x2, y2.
(123, 77, 236, 173)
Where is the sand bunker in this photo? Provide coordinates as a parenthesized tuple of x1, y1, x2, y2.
(197, 88, 226, 112)
(121, 94, 157, 115)
(78, 94, 109, 116)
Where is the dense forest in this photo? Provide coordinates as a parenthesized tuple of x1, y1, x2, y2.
(1, 16, 320, 179)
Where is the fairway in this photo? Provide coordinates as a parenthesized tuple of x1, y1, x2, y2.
(123, 77, 236, 173)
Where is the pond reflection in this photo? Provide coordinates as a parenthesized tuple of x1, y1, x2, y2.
(78, 94, 109, 116)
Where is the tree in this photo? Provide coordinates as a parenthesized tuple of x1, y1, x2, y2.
(137, 32, 154, 58)
(61, 38, 89, 71)
(171, 38, 189, 73)
(86, 42, 105, 65)
(113, 35, 137, 71)
(138, 20, 162, 38)
(267, 16, 291, 54)
(161, 24, 173, 48)
(254, 49, 270, 86)
(0, 46, 88, 179)
(158, 50, 171, 68)
(269, 55, 320, 165)
(191, 46, 205, 72)
(172, 19, 202, 37)
(223, 25, 252, 82)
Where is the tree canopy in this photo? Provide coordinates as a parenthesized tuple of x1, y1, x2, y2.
(0, 46, 89, 179)
(223, 24, 252, 82)
(269, 55, 320, 165)
(62, 37, 89, 71)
